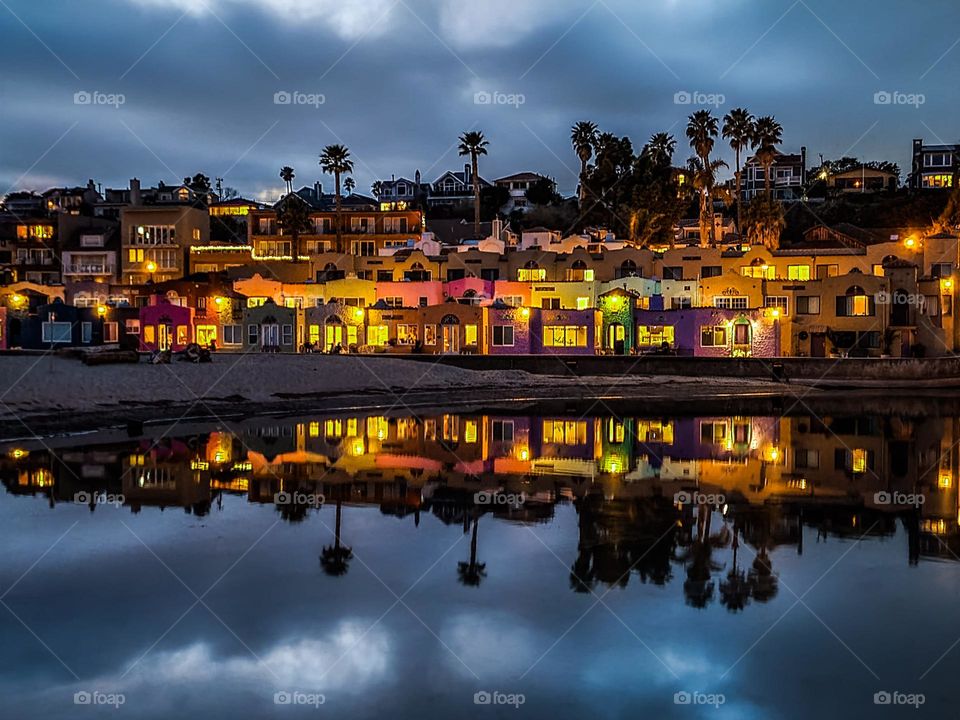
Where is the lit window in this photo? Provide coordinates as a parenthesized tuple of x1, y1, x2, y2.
(787, 265, 810, 281)
(465, 324, 478, 345)
(576, 296, 589, 310)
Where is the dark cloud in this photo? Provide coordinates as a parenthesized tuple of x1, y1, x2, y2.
(1, 0, 958, 199)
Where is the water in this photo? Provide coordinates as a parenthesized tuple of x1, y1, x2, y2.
(0, 408, 957, 719)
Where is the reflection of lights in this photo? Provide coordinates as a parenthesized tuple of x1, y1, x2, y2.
(214, 451, 225, 463)
(767, 447, 780, 462)
(939, 473, 952, 489)
(350, 438, 365, 456)
(518, 447, 529, 461)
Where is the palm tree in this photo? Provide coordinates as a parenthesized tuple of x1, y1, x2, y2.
(279, 166, 295, 195)
(646, 132, 676, 166)
(276, 193, 312, 261)
(686, 110, 721, 245)
(742, 194, 785, 249)
(457, 515, 486, 586)
(571, 121, 598, 208)
(321, 498, 353, 576)
(371, 180, 383, 199)
(458, 130, 489, 237)
(752, 116, 784, 197)
(686, 156, 728, 248)
(722, 108, 754, 235)
(344, 177, 355, 195)
(319, 144, 354, 254)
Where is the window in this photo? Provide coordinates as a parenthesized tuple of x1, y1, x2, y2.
(351, 240, 376, 256)
(125, 319, 141, 334)
(924, 152, 952, 167)
(80, 234, 104, 248)
(701, 266, 722, 278)
(499, 296, 523, 307)
(517, 268, 546, 281)
(465, 324, 478, 345)
(700, 421, 727, 444)
(492, 325, 514, 347)
(576, 297, 590, 310)
(81, 322, 92, 344)
(176, 325, 188, 345)
(796, 296, 821, 314)
(397, 324, 418, 344)
(922, 174, 954, 189)
(765, 296, 788, 315)
(931, 263, 953, 278)
(192, 228, 201, 241)
(663, 266, 683, 280)
(816, 264, 839, 279)
(256, 240, 292, 257)
(143, 326, 155, 344)
(282, 325, 293, 346)
(492, 420, 514, 442)
(671, 297, 692, 310)
(367, 325, 389, 346)
(377, 270, 394, 282)
(701, 326, 728, 347)
(223, 325, 242, 345)
(714, 296, 749, 310)
(248, 324, 258, 344)
(543, 420, 587, 445)
(541, 297, 561, 310)
(787, 265, 811, 281)
(424, 324, 437, 345)
(247, 297, 267, 308)
(741, 264, 775, 279)
(543, 325, 587, 347)
(383, 297, 404, 308)
(837, 288, 873, 317)
(636, 325, 674, 348)
(42, 322, 72, 343)
(129, 225, 175, 245)
(794, 448, 820, 469)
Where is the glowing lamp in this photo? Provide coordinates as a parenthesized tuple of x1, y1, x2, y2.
(520, 307, 530, 318)
(145, 261, 157, 273)
(97, 305, 107, 316)
(770, 308, 780, 319)
(904, 237, 916, 249)
(353, 308, 364, 320)
(942, 279, 953, 291)
(214, 296, 224, 306)
(11, 293, 23, 305)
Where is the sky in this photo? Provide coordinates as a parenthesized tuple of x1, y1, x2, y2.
(1, 0, 958, 202)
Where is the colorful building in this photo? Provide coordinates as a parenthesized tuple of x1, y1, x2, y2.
(139, 296, 195, 352)
(243, 300, 300, 352)
(635, 306, 780, 357)
(598, 288, 638, 354)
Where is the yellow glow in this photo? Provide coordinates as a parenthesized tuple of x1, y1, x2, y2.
(518, 447, 530, 461)
(11, 294, 23, 305)
(145, 261, 157, 273)
(214, 296, 224, 306)
(97, 305, 107, 316)
(770, 308, 780, 319)
(904, 237, 916, 249)
(354, 308, 364, 321)
(766, 447, 780, 463)
(939, 473, 952, 489)
(10, 448, 27, 459)
(941, 279, 953, 291)
(520, 307, 530, 318)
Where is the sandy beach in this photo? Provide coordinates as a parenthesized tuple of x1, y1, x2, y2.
(0, 353, 784, 437)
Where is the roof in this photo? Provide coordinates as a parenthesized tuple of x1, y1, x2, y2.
(432, 169, 491, 188)
(745, 150, 804, 167)
(494, 172, 547, 183)
(426, 219, 492, 245)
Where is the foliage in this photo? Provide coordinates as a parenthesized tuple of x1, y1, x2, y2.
(526, 177, 561, 206)
(742, 195, 785, 249)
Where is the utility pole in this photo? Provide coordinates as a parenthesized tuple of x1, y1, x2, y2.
(215, 177, 223, 202)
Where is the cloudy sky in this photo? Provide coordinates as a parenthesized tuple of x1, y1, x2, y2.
(1, 0, 957, 201)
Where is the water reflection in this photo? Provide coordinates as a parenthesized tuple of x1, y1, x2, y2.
(3, 408, 958, 611)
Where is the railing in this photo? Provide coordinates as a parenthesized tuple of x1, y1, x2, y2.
(64, 264, 116, 275)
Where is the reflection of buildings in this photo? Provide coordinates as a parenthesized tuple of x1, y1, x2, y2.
(3, 409, 959, 583)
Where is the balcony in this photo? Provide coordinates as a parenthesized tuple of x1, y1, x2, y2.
(63, 263, 116, 276)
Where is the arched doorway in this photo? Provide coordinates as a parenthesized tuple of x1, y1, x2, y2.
(440, 314, 460, 354)
(732, 318, 752, 355)
(619, 259, 638, 278)
(324, 316, 344, 352)
(260, 314, 280, 349)
(607, 323, 626, 355)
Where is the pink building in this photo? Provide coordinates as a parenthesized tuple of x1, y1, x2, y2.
(444, 277, 496, 305)
(375, 281, 443, 308)
(139, 296, 195, 352)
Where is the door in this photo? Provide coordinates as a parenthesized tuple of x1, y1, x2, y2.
(261, 324, 280, 348)
(608, 323, 625, 354)
(810, 333, 826, 357)
(442, 324, 459, 354)
(733, 321, 752, 355)
(158, 324, 172, 351)
(325, 324, 343, 351)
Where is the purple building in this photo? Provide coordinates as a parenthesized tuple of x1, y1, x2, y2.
(635, 306, 780, 357)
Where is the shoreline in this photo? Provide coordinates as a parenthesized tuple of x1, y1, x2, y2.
(3, 353, 960, 439)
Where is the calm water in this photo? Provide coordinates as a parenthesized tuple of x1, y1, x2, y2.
(1, 409, 958, 719)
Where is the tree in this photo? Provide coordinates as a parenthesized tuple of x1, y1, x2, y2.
(185, 173, 211, 193)
(526, 177, 560, 207)
(319, 145, 354, 254)
(458, 131, 489, 237)
(687, 156, 728, 247)
(722, 107, 754, 235)
(751, 116, 784, 197)
(571, 121, 598, 209)
(344, 177, 355, 195)
(321, 498, 353, 576)
(222, 187, 239, 200)
(280, 166, 295, 194)
(457, 515, 486, 586)
(371, 180, 383, 199)
(742, 195, 785, 249)
(645, 132, 676, 166)
(686, 110, 721, 245)
(276, 193, 312, 261)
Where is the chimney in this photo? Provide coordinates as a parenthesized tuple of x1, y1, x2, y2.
(314, 181, 322, 200)
(130, 178, 141, 206)
(492, 217, 502, 239)
(415, 169, 421, 185)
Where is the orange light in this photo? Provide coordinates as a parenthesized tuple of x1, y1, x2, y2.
(97, 305, 107, 316)
(145, 261, 157, 273)
(520, 307, 530, 318)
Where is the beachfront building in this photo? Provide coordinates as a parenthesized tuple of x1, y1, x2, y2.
(17, 299, 106, 349)
(243, 299, 300, 353)
(0, 213, 60, 285)
(598, 288, 638, 355)
(634, 306, 780, 357)
(121, 204, 210, 284)
(420, 302, 484, 354)
(305, 302, 364, 353)
(139, 296, 195, 352)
